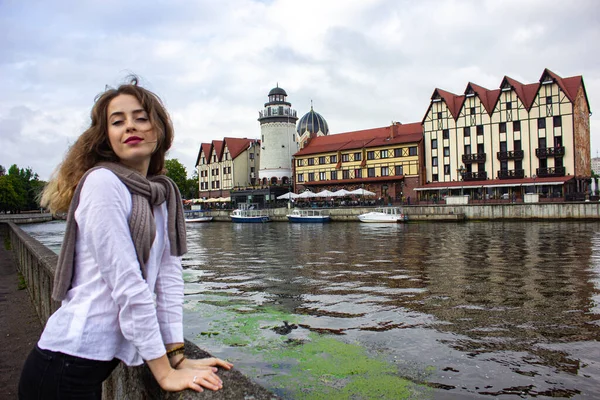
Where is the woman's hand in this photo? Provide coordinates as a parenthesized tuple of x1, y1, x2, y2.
(157, 367, 223, 392)
(177, 357, 234, 371)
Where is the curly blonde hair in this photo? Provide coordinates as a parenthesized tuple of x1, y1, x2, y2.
(41, 78, 174, 213)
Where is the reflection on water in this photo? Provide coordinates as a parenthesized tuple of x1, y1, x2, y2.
(23, 220, 600, 398)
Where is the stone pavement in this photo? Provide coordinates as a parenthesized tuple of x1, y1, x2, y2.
(0, 237, 43, 399)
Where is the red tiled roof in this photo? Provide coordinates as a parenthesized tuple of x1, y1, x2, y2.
(195, 143, 213, 166)
(435, 89, 465, 119)
(416, 175, 573, 190)
(213, 140, 224, 161)
(466, 82, 501, 115)
(294, 122, 422, 156)
(224, 137, 256, 160)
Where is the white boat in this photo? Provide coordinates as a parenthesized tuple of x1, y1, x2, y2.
(230, 208, 271, 223)
(286, 209, 331, 223)
(184, 210, 213, 223)
(358, 207, 407, 223)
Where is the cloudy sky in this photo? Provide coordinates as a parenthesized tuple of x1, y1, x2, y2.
(1, 0, 599, 180)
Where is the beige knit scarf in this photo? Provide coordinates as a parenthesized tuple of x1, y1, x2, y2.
(52, 162, 187, 301)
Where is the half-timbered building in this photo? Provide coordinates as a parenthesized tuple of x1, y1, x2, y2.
(417, 68, 591, 202)
(293, 122, 423, 202)
(196, 137, 261, 199)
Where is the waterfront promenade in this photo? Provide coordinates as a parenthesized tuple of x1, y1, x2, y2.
(0, 236, 42, 399)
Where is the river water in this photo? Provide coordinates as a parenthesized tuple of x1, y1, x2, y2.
(22, 220, 600, 399)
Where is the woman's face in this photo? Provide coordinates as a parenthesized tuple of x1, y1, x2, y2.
(107, 94, 158, 176)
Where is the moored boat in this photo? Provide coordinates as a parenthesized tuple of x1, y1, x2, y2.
(230, 208, 271, 223)
(286, 209, 331, 223)
(184, 210, 213, 223)
(358, 207, 407, 223)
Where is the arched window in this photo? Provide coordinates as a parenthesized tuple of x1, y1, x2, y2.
(262, 178, 268, 186)
(282, 177, 289, 185)
(270, 177, 278, 185)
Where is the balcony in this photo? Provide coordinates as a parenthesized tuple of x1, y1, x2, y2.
(497, 150, 524, 161)
(462, 153, 486, 164)
(462, 171, 487, 181)
(497, 169, 525, 179)
(536, 167, 566, 177)
(535, 147, 565, 158)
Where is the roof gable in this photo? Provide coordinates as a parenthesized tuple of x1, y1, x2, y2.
(196, 143, 213, 166)
(465, 82, 501, 115)
(224, 137, 256, 160)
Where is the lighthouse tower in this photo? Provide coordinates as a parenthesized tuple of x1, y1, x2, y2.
(257, 85, 298, 186)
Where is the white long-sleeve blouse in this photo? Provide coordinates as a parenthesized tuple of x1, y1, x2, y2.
(38, 168, 184, 366)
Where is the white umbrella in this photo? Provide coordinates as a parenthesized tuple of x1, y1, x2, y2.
(298, 190, 317, 198)
(331, 189, 352, 197)
(277, 192, 299, 200)
(315, 190, 335, 198)
(349, 188, 376, 196)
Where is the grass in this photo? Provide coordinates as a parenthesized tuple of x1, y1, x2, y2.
(17, 272, 27, 290)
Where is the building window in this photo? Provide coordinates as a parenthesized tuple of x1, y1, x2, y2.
(381, 149, 388, 158)
(211, 181, 215, 189)
(538, 137, 546, 149)
(395, 165, 404, 175)
(394, 148, 403, 157)
(546, 96, 552, 105)
(381, 166, 389, 176)
(506, 102, 512, 110)
(477, 125, 484, 135)
(514, 140, 521, 151)
(470, 107, 476, 115)
(319, 172, 326, 180)
(513, 120, 521, 131)
(228, 166, 231, 174)
(250, 167, 255, 173)
(538, 118, 546, 129)
(367, 151, 375, 160)
(354, 152, 362, 161)
(355, 169, 362, 178)
(443, 147, 450, 156)
(223, 167, 227, 174)
(442, 129, 449, 140)
(464, 127, 471, 137)
(342, 154, 350, 162)
(215, 181, 220, 189)
(250, 153, 254, 160)
(432, 156, 438, 166)
(330, 155, 337, 163)
(444, 165, 450, 175)
(367, 168, 375, 177)
(432, 173, 439, 182)
(308, 173, 315, 182)
(431, 139, 438, 149)
(464, 145, 471, 155)
(330, 171, 338, 180)
(437, 112, 442, 119)
(297, 174, 304, 182)
(553, 115, 562, 128)
(499, 122, 506, 133)
(308, 158, 315, 165)
(500, 141, 507, 152)
(319, 156, 326, 164)
(409, 147, 417, 156)
(342, 170, 350, 179)
(297, 159, 303, 166)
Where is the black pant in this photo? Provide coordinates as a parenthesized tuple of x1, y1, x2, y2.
(18, 345, 119, 400)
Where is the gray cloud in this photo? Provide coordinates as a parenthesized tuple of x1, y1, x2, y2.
(0, 0, 598, 178)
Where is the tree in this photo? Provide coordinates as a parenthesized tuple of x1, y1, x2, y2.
(164, 159, 188, 197)
(0, 175, 20, 213)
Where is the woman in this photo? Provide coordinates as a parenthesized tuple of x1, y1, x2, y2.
(19, 78, 232, 399)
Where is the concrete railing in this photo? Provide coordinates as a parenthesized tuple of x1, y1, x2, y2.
(2, 222, 279, 400)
